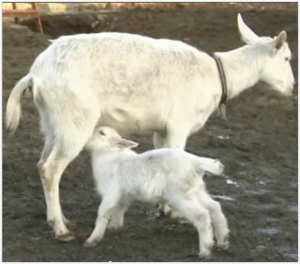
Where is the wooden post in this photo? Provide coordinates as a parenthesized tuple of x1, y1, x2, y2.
(12, 2, 18, 24)
(31, 3, 43, 34)
(2, 3, 43, 34)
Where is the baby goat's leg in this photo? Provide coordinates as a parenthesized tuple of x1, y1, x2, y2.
(85, 196, 121, 247)
(107, 203, 128, 230)
(198, 192, 229, 250)
(154, 128, 189, 221)
(169, 197, 214, 258)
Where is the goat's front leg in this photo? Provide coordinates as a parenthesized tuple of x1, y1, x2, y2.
(153, 128, 189, 222)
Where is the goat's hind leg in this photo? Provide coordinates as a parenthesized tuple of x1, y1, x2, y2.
(35, 90, 100, 241)
(37, 134, 72, 228)
(39, 127, 96, 241)
(39, 144, 77, 241)
(169, 196, 214, 258)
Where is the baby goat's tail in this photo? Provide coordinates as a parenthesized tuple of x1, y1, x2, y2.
(197, 157, 224, 176)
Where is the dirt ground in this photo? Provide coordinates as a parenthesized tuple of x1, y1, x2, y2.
(2, 3, 298, 262)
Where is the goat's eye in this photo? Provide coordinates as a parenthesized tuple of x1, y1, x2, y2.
(99, 131, 105, 136)
(285, 57, 290, 61)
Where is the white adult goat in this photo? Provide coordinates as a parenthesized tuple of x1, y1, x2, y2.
(5, 13, 295, 240)
(84, 126, 229, 258)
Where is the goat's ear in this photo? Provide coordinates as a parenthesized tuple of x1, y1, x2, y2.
(237, 13, 259, 44)
(114, 138, 139, 149)
(272, 31, 287, 56)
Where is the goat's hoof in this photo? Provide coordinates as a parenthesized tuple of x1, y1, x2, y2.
(47, 219, 55, 228)
(56, 232, 75, 242)
(84, 240, 98, 248)
(62, 217, 73, 227)
(64, 219, 75, 228)
(48, 218, 74, 228)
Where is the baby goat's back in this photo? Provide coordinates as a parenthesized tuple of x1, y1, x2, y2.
(93, 148, 221, 204)
(115, 149, 201, 202)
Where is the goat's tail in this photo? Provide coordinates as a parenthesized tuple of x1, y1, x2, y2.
(197, 157, 225, 176)
(5, 74, 33, 134)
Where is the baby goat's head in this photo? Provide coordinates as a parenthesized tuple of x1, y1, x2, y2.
(85, 126, 139, 153)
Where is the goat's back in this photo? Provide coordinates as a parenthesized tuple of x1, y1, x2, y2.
(29, 32, 220, 135)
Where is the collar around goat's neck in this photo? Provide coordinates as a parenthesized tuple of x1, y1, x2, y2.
(211, 54, 228, 121)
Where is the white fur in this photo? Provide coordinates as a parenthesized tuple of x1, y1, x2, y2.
(5, 13, 294, 238)
(84, 127, 229, 258)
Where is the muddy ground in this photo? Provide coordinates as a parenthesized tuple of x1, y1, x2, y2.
(2, 3, 298, 262)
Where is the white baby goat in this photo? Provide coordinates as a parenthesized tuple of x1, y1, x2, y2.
(84, 126, 230, 258)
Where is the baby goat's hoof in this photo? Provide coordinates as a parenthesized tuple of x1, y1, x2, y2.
(107, 221, 123, 230)
(169, 210, 188, 224)
(56, 232, 75, 242)
(216, 241, 229, 250)
(159, 209, 172, 218)
(216, 235, 230, 250)
(157, 203, 173, 218)
(198, 250, 212, 260)
(84, 240, 98, 248)
(176, 217, 188, 225)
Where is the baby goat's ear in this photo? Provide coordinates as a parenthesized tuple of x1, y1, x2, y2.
(114, 138, 139, 149)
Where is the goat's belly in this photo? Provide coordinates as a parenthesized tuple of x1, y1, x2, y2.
(98, 103, 167, 135)
(125, 184, 165, 204)
(129, 193, 163, 204)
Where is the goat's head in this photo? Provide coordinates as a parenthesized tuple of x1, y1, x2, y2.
(237, 13, 295, 96)
(85, 126, 139, 153)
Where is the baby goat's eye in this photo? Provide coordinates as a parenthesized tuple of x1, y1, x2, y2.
(285, 57, 290, 62)
(99, 131, 106, 136)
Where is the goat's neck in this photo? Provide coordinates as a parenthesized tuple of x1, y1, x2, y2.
(215, 45, 265, 100)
